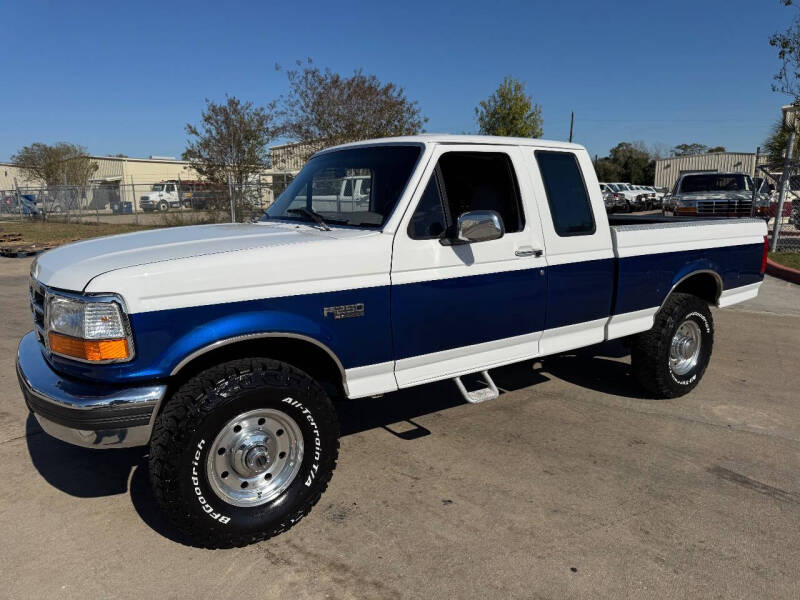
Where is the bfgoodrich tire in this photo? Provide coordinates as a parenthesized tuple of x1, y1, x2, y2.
(149, 358, 339, 548)
(630, 293, 714, 399)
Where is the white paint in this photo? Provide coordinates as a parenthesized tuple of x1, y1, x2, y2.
(394, 331, 541, 388)
(611, 220, 766, 258)
(344, 362, 397, 398)
(606, 307, 658, 340)
(539, 317, 608, 356)
(718, 281, 763, 307)
(81, 225, 393, 314)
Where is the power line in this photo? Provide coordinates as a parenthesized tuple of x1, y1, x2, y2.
(578, 118, 767, 123)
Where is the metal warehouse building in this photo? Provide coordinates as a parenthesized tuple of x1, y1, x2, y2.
(654, 152, 770, 191)
(1, 145, 304, 210)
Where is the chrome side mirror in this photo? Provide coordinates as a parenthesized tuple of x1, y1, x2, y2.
(456, 210, 504, 243)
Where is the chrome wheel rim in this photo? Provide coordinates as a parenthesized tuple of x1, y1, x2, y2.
(669, 320, 702, 376)
(206, 407, 304, 507)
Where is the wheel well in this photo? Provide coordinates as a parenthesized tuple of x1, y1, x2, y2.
(670, 272, 721, 305)
(169, 337, 347, 399)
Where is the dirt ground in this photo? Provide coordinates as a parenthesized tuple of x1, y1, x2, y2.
(1, 256, 799, 599)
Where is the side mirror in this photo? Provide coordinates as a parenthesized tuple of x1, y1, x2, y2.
(455, 210, 505, 243)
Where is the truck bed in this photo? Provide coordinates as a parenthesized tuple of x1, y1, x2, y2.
(606, 216, 767, 339)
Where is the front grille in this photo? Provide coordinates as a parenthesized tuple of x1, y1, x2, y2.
(29, 278, 46, 346)
(697, 200, 752, 216)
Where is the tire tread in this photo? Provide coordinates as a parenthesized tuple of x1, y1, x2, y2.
(149, 357, 339, 548)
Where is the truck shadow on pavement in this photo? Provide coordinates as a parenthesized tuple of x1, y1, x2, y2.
(535, 340, 647, 399)
(24, 339, 645, 545)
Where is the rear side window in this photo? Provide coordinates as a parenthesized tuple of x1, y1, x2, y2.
(535, 151, 595, 237)
(407, 151, 525, 239)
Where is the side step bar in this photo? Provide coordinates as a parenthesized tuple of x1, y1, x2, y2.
(453, 371, 499, 404)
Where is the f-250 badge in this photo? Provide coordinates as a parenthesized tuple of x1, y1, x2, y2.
(323, 303, 365, 320)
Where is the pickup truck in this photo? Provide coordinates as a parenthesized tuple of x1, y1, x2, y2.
(16, 135, 768, 548)
(671, 172, 770, 218)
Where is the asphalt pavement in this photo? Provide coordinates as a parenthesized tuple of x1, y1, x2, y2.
(1, 256, 799, 599)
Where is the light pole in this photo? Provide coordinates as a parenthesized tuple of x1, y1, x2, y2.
(771, 103, 798, 251)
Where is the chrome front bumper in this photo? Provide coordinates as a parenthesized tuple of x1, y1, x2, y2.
(15, 332, 167, 449)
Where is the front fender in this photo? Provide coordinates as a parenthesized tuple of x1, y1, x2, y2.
(156, 309, 339, 376)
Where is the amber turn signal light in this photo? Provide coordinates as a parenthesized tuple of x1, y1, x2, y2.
(48, 332, 130, 361)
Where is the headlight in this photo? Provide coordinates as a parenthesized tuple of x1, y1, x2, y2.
(46, 293, 134, 362)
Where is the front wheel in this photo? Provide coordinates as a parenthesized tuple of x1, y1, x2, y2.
(149, 358, 339, 548)
(630, 293, 714, 398)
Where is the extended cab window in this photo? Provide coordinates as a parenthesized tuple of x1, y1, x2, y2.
(408, 152, 525, 240)
(535, 151, 595, 237)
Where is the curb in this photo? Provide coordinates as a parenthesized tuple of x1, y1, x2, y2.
(766, 258, 800, 285)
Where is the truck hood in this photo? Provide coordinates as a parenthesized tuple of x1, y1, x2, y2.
(32, 222, 376, 291)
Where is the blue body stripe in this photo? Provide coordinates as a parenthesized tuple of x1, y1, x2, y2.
(614, 243, 763, 315)
(391, 267, 547, 360)
(545, 258, 616, 328)
(48, 243, 764, 384)
(51, 286, 393, 383)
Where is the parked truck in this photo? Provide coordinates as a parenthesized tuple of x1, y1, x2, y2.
(670, 172, 771, 218)
(17, 135, 768, 548)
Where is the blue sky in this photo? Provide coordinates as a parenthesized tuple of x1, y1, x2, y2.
(1, 0, 794, 161)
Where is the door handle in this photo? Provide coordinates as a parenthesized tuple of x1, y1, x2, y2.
(515, 247, 543, 257)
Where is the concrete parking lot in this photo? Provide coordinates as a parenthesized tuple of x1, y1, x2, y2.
(1, 256, 799, 599)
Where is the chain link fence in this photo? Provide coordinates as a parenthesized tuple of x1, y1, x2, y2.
(0, 176, 295, 226)
(755, 163, 800, 252)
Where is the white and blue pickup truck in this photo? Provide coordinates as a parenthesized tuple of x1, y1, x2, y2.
(16, 135, 768, 547)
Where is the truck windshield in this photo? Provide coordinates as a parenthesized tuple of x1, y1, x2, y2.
(680, 174, 752, 193)
(264, 145, 421, 228)
(151, 184, 165, 191)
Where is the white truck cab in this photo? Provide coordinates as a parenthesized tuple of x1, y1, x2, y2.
(139, 181, 185, 212)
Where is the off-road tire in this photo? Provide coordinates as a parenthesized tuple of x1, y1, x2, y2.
(630, 293, 714, 399)
(149, 357, 339, 548)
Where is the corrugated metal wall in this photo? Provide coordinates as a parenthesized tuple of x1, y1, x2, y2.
(654, 152, 769, 190)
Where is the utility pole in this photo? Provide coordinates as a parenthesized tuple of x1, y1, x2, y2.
(750, 146, 760, 218)
(569, 112, 574, 143)
(227, 173, 235, 223)
(772, 105, 797, 251)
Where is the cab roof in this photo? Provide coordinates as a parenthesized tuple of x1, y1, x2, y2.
(316, 134, 585, 155)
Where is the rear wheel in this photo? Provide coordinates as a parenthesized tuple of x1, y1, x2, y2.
(631, 293, 714, 398)
(149, 357, 339, 548)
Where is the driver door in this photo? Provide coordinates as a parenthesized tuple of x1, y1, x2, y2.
(390, 145, 548, 387)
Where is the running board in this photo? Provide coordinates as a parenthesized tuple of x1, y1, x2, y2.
(453, 371, 499, 404)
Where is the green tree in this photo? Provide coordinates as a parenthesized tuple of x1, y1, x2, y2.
(596, 141, 655, 184)
(279, 60, 426, 156)
(707, 146, 726, 153)
(764, 117, 800, 164)
(594, 157, 621, 182)
(671, 143, 709, 156)
(12, 142, 98, 186)
(475, 76, 543, 138)
(183, 96, 278, 189)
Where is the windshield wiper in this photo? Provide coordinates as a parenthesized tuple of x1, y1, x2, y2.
(286, 207, 331, 231)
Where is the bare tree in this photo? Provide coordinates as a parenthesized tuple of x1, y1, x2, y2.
(279, 60, 426, 156)
(12, 142, 98, 186)
(771, 0, 800, 100)
(183, 96, 278, 192)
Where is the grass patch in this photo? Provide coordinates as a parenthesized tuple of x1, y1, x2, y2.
(769, 251, 800, 271)
(0, 220, 158, 246)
